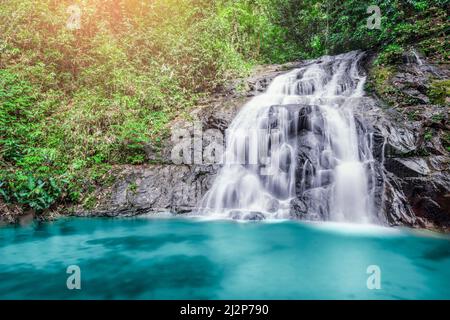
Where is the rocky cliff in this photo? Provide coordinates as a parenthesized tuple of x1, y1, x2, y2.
(74, 52, 449, 231)
(365, 50, 449, 230)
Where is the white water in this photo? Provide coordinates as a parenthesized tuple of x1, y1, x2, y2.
(200, 51, 378, 223)
(406, 48, 423, 66)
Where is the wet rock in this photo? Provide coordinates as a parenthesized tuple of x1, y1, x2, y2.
(384, 125, 418, 157)
(381, 172, 417, 226)
(412, 196, 450, 228)
(319, 150, 334, 169)
(229, 211, 240, 219)
(279, 145, 292, 173)
(365, 48, 450, 230)
(265, 199, 280, 213)
(384, 158, 431, 178)
(230, 210, 265, 220)
(245, 211, 265, 221)
(289, 198, 307, 218)
(247, 61, 302, 94)
(297, 105, 323, 133)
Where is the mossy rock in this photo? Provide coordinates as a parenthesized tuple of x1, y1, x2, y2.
(375, 45, 404, 65)
(428, 80, 450, 106)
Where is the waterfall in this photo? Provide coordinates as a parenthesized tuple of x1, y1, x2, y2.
(404, 48, 423, 66)
(200, 51, 379, 224)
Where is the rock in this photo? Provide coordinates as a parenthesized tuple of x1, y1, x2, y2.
(289, 198, 307, 217)
(384, 158, 431, 178)
(247, 62, 302, 94)
(229, 210, 265, 220)
(229, 211, 241, 220)
(383, 124, 418, 157)
(245, 211, 265, 221)
(75, 164, 218, 217)
(364, 49, 450, 230)
(381, 171, 417, 226)
(264, 198, 280, 213)
(412, 196, 450, 228)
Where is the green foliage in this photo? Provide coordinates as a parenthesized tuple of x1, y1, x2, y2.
(82, 194, 97, 211)
(366, 66, 396, 103)
(128, 182, 138, 194)
(407, 110, 420, 121)
(443, 133, 450, 153)
(431, 113, 444, 122)
(429, 80, 450, 106)
(424, 130, 433, 141)
(269, 0, 448, 60)
(376, 44, 405, 65)
(0, 70, 37, 163)
(0, 173, 65, 211)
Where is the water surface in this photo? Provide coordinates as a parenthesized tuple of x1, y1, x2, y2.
(0, 217, 449, 299)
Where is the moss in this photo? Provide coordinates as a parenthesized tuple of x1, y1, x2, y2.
(375, 44, 404, 66)
(424, 130, 433, 141)
(367, 65, 396, 105)
(442, 132, 450, 153)
(407, 110, 420, 121)
(128, 182, 138, 195)
(419, 37, 449, 62)
(428, 80, 450, 106)
(431, 113, 444, 122)
(103, 173, 117, 188)
(82, 195, 97, 211)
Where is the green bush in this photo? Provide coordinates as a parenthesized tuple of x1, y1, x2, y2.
(376, 44, 405, 65)
(429, 80, 450, 106)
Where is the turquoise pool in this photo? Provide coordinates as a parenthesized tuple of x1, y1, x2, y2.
(0, 217, 449, 299)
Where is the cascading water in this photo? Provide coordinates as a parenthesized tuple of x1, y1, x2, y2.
(404, 48, 423, 66)
(200, 51, 379, 224)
